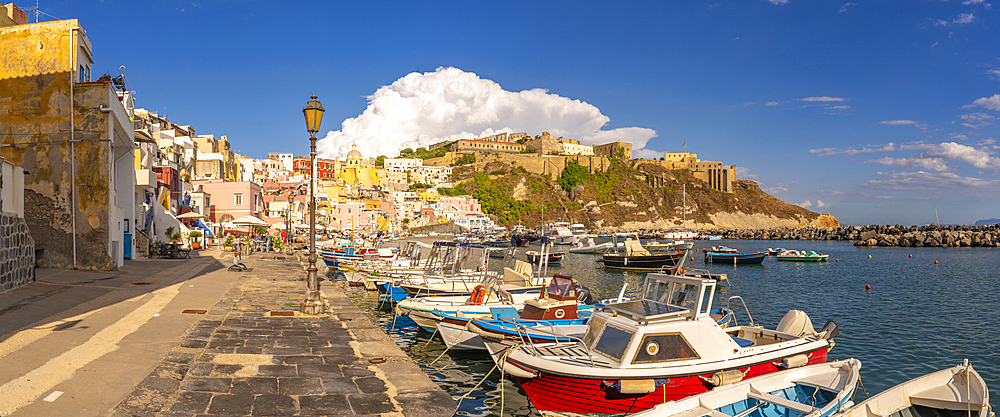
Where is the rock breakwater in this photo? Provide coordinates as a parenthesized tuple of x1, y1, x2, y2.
(711, 224, 1000, 247)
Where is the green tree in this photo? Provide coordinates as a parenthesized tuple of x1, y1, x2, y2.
(375, 155, 386, 166)
(400, 148, 413, 156)
(558, 160, 590, 192)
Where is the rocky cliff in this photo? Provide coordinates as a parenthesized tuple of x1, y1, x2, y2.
(451, 159, 836, 230)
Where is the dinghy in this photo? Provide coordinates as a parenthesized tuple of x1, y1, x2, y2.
(835, 360, 990, 417)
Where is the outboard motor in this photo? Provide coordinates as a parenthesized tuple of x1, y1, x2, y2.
(575, 284, 596, 305)
(818, 320, 839, 340)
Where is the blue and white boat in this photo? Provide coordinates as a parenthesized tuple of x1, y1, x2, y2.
(704, 246, 768, 264)
(629, 359, 862, 417)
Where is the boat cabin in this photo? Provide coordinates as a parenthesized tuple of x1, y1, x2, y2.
(521, 274, 579, 320)
(574, 274, 740, 367)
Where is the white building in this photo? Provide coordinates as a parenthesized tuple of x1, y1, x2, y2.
(384, 158, 423, 172)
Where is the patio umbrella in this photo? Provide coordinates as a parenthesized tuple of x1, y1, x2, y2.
(231, 216, 270, 228)
(272, 222, 287, 230)
(176, 212, 206, 219)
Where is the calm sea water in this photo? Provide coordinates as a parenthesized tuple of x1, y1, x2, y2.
(340, 239, 1000, 416)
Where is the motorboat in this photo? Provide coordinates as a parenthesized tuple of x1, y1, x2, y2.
(482, 272, 840, 415)
(704, 246, 768, 264)
(834, 360, 990, 417)
(543, 222, 578, 245)
(660, 230, 700, 240)
(435, 274, 595, 350)
(526, 250, 565, 264)
(776, 250, 829, 262)
(568, 237, 618, 254)
(630, 359, 862, 417)
(644, 239, 694, 252)
(598, 239, 684, 270)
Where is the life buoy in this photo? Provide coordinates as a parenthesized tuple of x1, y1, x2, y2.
(676, 266, 685, 274)
(468, 285, 487, 305)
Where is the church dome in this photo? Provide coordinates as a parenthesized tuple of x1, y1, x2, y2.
(346, 144, 363, 160)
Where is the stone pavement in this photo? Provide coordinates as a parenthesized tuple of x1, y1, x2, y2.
(111, 251, 455, 417)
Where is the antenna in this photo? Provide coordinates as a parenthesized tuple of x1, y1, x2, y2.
(935, 205, 939, 225)
(36, 0, 39, 23)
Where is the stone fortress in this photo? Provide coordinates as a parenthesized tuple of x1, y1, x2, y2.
(425, 132, 736, 194)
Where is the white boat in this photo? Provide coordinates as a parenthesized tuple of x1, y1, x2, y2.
(661, 230, 700, 240)
(631, 359, 862, 417)
(543, 222, 578, 245)
(483, 272, 840, 415)
(567, 237, 618, 254)
(835, 360, 990, 417)
(644, 239, 694, 252)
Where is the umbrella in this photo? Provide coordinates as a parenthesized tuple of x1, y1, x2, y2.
(221, 222, 237, 228)
(232, 216, 270, 228)
(272, 222, 287, 230)
(176, 212, 206, 219)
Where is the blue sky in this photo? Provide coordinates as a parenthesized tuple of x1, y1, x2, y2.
(34, 0, 1000, 225)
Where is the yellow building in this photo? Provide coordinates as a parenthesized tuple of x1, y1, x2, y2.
(337, 144, 379, 189)
(1, 19, 136, 270)
(419, 191, 440, 202)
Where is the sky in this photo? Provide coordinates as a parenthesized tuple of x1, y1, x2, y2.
(29, 0, 1000, 226)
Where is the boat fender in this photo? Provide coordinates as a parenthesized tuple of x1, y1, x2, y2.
(818, 320, 840, 340)
(700, 369, 745, 387)
(776, 354, 810, 369)
(602, 379, 667, 394)
(468, 285, 487, 305)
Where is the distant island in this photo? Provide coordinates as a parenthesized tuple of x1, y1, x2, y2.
(973, 218, 1000, 226)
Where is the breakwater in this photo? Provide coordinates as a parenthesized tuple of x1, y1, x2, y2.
(709, 224, 1000, 247)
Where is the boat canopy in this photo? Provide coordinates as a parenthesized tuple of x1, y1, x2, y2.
(602, 273, 717, 323)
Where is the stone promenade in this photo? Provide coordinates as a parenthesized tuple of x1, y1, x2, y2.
(111, 251, 454, 417)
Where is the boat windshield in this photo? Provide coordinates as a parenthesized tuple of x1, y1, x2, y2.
(546, 275, 576, 300)
(582, 317, 634, 362)
(645, 280, 699, 311)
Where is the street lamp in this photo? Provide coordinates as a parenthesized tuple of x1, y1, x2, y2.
(301, 95, 325, 315)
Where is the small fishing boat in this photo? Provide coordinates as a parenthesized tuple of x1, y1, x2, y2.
(704, 246, 768, 264)
(483, 272, 840, 415)
(599, 239, 684, 270)
(776, 250, 829, 262)
(525, 250, 565, 264)
(767, 247, 787, 256)
(630, 359, 862, 417)
(835, 360, 990, 417)
(435, 274, 594, 350)
(567, 237, 617, 254)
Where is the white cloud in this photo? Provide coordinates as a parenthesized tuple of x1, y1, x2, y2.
(960, 112, 995, 129)
(810, 143, 897, 156)
(798, 201, 814, 208)
(799, 96, 846, 102)
(863, 171, 1000, 195)
(989, 69, 1000, 79)
(766, 186, 789, 194)
(869, 156, 953, 171)
(766, 101, 780, 106)
(767, 0, 789, 4)
(933, 19, 950, 26)
(963, 0, 985, 4)
(736, 166, 757, 179)
(880, 120, 919, 126)
(953, 13, 975, 24)
(966, 94, 1000, 111)
(315, 67, 657, 159)
(868, 141, 1000, 171)
(839, 2, 857, 12)
(826, 105, 851, 110)
(816, 200, 829, 208)
(633, 148, 665, 159)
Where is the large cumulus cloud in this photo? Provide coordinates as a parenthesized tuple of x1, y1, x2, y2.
(316, 67, 657, 159)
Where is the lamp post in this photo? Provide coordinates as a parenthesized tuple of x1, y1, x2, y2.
(301, 95, 325, 315)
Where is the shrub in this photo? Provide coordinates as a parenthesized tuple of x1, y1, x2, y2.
(558, 160, 590, 192)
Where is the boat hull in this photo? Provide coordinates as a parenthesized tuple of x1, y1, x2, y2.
(600, 252, 682, 270)
(704, 252, 767, 264)
(503, 346, 830, 415)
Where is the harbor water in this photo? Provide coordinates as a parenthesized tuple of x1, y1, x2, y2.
(340, 239, 999, 416)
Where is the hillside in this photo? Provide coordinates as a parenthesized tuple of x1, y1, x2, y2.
(449, 159, 838, 230)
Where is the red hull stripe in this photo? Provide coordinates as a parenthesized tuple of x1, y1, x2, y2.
(514, 348, 829, 414)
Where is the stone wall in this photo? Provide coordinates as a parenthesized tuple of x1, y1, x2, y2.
(0, 213, 35, 292)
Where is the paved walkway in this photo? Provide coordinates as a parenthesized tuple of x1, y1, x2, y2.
(104, 251, 454, 416)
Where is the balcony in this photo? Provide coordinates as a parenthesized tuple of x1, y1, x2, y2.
(136, 169, 157, 191)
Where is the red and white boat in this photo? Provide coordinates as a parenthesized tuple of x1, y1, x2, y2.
(483, 272, 839, 415)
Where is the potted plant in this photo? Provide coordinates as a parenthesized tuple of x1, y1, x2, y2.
(223, 235, 235, 251)
(270, 235, 284, 252)
(189, 230, 203, 249)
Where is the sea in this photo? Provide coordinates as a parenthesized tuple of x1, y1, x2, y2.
(338, 239, 999, 416)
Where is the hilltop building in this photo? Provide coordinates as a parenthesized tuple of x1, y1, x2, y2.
(593, 141, 633, 159)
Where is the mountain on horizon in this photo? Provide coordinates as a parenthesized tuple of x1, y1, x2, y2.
(973, 218, 1000, 226)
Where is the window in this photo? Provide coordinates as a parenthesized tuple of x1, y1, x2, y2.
(234, 193, 243, 205)
(632, 333, 699, 364)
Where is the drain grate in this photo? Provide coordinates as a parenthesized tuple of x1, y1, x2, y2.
(182, 309, 207, 314)
(270, 311, 294, 317)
